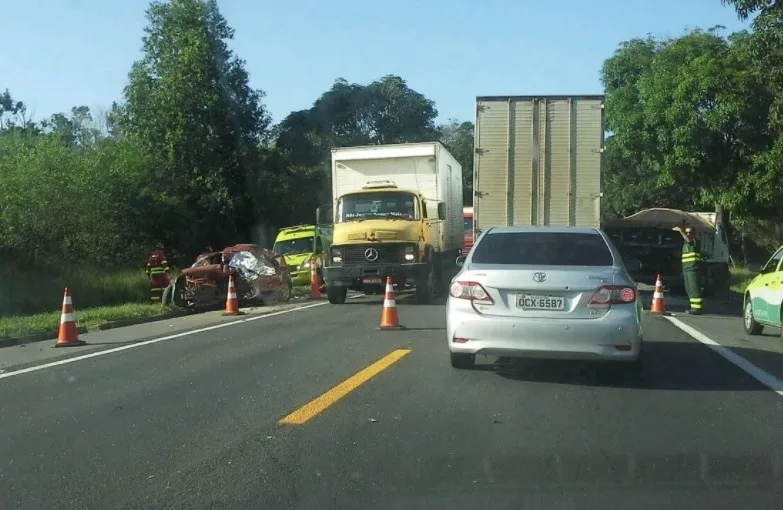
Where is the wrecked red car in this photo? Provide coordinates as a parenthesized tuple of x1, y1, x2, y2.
(163, 244, 293, 310)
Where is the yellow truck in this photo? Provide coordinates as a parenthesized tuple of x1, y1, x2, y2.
(322, 142, 464, 304)
(272, 224, 332, 287)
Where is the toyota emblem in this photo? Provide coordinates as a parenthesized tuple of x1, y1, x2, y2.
(364, 248, 379, 261)
(532, 272, 547, 282)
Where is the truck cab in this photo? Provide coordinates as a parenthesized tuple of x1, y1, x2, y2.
(272, 224, 333, 287)
(323, 180, 444, 304)
(603, 208, 731, 295)
(462, 206, 474, 255)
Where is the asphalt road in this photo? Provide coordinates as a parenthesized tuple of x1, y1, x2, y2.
(2, 291, 783, 509)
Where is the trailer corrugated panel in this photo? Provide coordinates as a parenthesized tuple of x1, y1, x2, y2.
(473, 96, 604, 231)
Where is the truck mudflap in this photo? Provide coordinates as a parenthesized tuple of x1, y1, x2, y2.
(323, 262, 429, 290)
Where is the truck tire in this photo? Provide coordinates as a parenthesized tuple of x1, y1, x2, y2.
(710, 263, 731, 297)
(327, 286, 347, 304)
(416, 264, 436, 304)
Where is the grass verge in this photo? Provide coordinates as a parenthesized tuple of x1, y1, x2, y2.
(729, 265, 755, 297)
(0, 262, 181, 339)
(0, 263, 156, 317)
(0, 302, 169, 339)
(292, 285, 313, 298)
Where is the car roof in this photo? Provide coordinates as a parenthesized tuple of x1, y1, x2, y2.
(484, 226, 603, 235)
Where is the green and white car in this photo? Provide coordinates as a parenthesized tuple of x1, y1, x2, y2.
(743, 245, 783, 337)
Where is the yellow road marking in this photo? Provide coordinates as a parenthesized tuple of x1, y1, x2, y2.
(279, 348, 412, 425)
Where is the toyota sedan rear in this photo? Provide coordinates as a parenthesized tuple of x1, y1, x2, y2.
(446, 226, 644, 370)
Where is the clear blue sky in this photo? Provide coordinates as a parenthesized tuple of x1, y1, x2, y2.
(1, 0, 751, 126)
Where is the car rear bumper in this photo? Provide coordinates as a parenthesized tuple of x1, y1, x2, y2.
(446, 301, 643, 362)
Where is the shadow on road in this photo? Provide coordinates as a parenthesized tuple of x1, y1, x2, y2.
(480, 340, 778, 391)
(343, 292, 450, 306)
(638, 289, 743, 318)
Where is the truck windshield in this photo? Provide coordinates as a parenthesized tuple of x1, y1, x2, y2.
(273, 237, 314, 255)
(337, 192, 417, 222)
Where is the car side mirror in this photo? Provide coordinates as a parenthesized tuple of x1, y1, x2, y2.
(437, 203, 446, 220)
(455, 255, 466, 268)
(747, 263, 763, 274)
(623, 257, 642, 272)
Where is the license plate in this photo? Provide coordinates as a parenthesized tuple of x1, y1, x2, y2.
(362, 276, 383, 285)
(516, 295, 565, 311)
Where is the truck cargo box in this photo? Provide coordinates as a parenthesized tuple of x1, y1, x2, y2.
(473, 95, 605, 232)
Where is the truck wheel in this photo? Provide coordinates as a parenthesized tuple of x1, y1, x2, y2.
(327, 286, 347, 304)
(416, 266, 436, 304)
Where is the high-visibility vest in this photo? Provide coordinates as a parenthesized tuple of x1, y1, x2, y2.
(681, 240, 702, 271)
(147, 251, 171, 276)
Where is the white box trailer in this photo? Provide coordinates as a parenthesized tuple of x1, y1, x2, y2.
(331, 142, 463, 253)
(473, 95, 605, 233)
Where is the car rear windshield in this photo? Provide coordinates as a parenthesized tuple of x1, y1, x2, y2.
(471, 232, 614, 266)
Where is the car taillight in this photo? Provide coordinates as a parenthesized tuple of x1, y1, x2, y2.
(588, 285, 637, 307)
(449, 281, 493, 303)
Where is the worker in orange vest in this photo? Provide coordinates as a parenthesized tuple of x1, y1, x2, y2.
(146, 242, 171, 303)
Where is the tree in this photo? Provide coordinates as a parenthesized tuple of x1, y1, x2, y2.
(601, 136, 695, 217)
(721, 0, 779, 19)
(276, 75, 439, 166)
(271, 75, 441, 222)
(44, 106, 102, 149)
(117, 0, 271, 258)
(437, 119, 474, 205)
(723, 1, 783, 129)
(600, 27, 778, 218)
(0, 90, 37, 133)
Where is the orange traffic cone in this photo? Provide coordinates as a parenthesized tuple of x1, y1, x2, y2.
(377, 276, 406, 331)
(223, 275, 245, 316)
(54, 287, 86, 347)
(649, 274, 666, 315)
(310, 257, 321, 300)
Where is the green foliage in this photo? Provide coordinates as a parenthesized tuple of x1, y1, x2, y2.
(600, 26, 782, 222)
(0, 301, 167, 339)
(0, 0, 453, 320)
(437, 119, 475, 205)
(116, 0, 272, 258)
(601, 135, 696, 218)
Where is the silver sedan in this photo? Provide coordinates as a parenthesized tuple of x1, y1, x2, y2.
(446, 226, 644, 370)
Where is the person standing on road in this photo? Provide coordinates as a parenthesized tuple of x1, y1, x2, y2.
(673, 225, 703, 315)
(146, 242, 171, 304)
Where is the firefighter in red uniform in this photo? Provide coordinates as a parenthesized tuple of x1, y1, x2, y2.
(146, 243, 171, 303)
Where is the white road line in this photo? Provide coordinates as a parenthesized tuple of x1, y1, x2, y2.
(665, 316, 783, 396)
(0, 294, 365, 381)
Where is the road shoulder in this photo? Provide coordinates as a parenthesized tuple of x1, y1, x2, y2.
(664, 312, 783, 396)
(0, 299, 328, 374)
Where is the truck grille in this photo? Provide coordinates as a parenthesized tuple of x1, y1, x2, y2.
(341, 245, 408, 265)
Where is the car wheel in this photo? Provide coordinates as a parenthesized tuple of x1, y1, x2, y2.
(161, 285, 173, 306)
(280, 281, 292, 302)
(779, 307, 783, 340)
(450, 352, 475, 369)
(743, 297, 763, 335)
